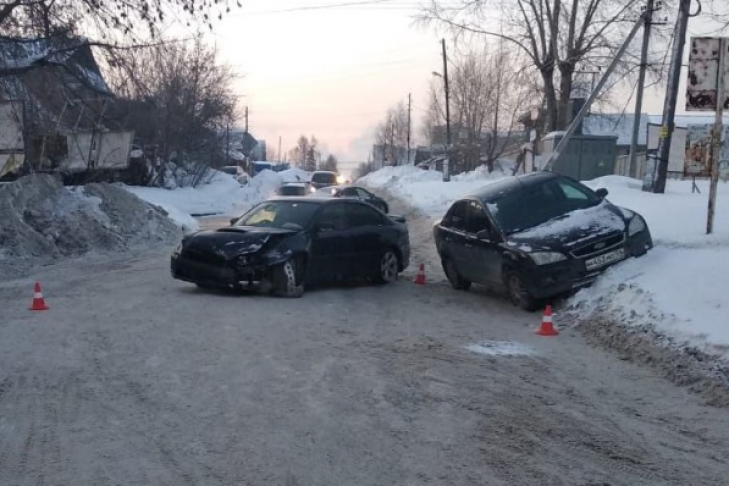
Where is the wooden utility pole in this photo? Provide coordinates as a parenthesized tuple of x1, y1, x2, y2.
(244, 106, 249, 133)
(629, 0, 655, 179)
(407, 92, 412, 165)
(442, 38, 451, 182)
(653, 0, 691, 193)
(278, 136, 282, 163)
(707, 38, 727, 234)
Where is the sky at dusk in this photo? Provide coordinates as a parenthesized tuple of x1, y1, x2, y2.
(184, 0, 728, 174)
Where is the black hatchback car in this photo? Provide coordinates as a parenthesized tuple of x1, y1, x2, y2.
(433, 172, 652, 310)
(313, 185, 389, 213)
(171, 197, 410, 296)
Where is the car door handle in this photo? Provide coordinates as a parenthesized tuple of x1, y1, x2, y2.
(465, 243, 473, 248)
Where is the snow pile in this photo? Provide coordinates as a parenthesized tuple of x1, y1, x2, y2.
(359, 165, 509, 217)
(565, 177, 729, 361)
(278, 168, 311, 183)
(0, 174, 180, 279)
(125, 168, 293, 222)
(126, 170, 243, 219)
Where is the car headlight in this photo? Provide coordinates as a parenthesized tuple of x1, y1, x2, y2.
(530, 251, 567, 265)
(628, 216, 646, 236)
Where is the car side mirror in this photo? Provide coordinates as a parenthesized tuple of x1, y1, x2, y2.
(596, 188, 609, 198)
(229, 217, 238, 226)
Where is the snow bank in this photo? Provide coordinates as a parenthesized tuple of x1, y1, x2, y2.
(0, 174, 181, 279)
(359, 165, 510, 217)
(125, 168, 290, 222)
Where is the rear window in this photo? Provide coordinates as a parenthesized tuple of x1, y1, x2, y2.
(311, 172, 337, 184)
(279, 185, 307, 196)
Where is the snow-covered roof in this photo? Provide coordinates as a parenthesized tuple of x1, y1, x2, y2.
(581, 113, 650, 146)
(0, 35, 112, 96)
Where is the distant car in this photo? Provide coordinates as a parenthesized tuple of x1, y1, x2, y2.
(309, 171, 339, 191)
(277, 182, 310, 196)
(312, 185, 389, 213)
(220, 166, 250, 186)
(433, 171, 653, 311)
(171, 197, 410, 296)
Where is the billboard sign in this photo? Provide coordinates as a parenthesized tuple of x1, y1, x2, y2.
(686, 37, 729, 111)
(684, 124, 729, 177)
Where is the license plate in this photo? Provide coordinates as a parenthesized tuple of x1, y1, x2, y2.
(584, 248, 625, 271)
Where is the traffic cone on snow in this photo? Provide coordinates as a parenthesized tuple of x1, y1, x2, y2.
(414, 263, 426, 285)
(536, 304, 558, 336)
(29, 281, 49, 311)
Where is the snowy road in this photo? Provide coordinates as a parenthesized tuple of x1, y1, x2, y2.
(1, 206, 729, 484)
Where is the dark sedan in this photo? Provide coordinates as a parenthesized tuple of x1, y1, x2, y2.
(433, 171, 653, 311)
(171, 197, 410, 296)
(312, 185, 389, 213)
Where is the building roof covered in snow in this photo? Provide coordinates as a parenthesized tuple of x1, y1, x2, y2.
(581, 113, 650, 146)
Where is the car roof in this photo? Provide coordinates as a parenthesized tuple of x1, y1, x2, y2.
(312, 170, 337, 175)
(266, 196, 344, 204)
(465, 171, 561, 203)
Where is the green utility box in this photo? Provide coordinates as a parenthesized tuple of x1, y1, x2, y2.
(542, 133, 617, 181)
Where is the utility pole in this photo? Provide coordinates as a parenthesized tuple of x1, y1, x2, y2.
(407, 92, 412, 165)
(390, 120, 395, 166)
(442, 38, 452, 182)
(278, 136, 282, 163)
(628, 0, 655, 179)
(244, 106, 249, 133)
(225, 121, 230, 165)
(707, 38, 727, 234)
(652, 0, 690, 193)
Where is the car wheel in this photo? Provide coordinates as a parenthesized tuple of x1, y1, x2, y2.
(505, 272, 540, 311)
(272, 258, 305, 297)
(376, 249, 399, 284)
(443, 257, 471, 291)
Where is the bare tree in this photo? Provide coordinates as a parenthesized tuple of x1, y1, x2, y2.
(289, 135, 320, 172)
(104, 36, 238, 186)
(320, 154, 338, 173)
(420, 0, 645, 131)
(451, 44, 541, 171)
(0, 0, 237, 40)
(375, 102, 409, 165)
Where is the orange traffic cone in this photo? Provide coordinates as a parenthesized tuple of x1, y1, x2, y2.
(29, 282, 49, 311)
(536, 304, 558, 336)
(414, 263, 426, 285)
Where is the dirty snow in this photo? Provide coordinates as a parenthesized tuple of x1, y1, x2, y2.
(465, 341, 535, 356)
(0, 174, 180, 279)
(359, 165, 729, 366)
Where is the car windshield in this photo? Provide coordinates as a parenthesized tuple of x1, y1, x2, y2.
(487, 177, 602, 235)
(311, 172, 337, 184)
(234, 201, 319, 230)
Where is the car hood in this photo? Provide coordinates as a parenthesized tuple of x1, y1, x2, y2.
(506, 202, 627, 253)
(184, 227, 296, 259)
